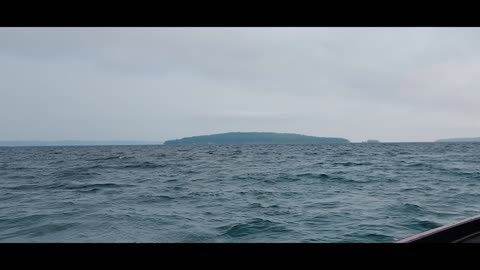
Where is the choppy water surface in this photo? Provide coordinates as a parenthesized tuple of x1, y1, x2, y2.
(1, 143, 480, 242)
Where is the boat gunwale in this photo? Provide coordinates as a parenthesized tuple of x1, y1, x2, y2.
(398, 215, 480, 243)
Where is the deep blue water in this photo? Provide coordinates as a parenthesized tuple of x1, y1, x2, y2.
(1, 143, 480, 243)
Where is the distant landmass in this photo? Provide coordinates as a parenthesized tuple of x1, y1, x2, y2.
(0, 141, 163, 146)
(436, 137, 480, 142)
(163, 132, 350, 145)
(362, 140, 380, 143)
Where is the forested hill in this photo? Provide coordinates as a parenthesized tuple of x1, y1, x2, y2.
(163, 132, 350, 145)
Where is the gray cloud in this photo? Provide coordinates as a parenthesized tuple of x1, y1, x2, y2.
(1, 27, 479, 142)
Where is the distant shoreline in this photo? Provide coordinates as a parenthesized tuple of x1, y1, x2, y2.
(435, 137, 480, 142)
(2, 141, 480, 147)
(0, 138, 480, 147)
(0, 141, 163, 147)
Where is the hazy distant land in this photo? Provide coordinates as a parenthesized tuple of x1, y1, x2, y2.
(3, 135, 480, 146)
(436, 137, 480, 142)
(163, 132, 350, 145)
(0, 141, 163, 147)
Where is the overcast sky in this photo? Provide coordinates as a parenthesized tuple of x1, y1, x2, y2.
(1, 27, 479, 142)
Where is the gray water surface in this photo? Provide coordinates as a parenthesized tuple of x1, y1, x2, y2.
(1, 143, 479, 242)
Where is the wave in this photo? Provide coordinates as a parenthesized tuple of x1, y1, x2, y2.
(7, 182, 135, 192)
(296, 173, 330, 179)
(6, 175, 36, 179)
(137, 195, 174, 203)
(63, 183, 134, 190)
(348, 233, 395, 243)
(332, 162, 372, 166)
(250, 190, 275, 196)
(0, 214, 50, 227)
(0, 222, 78, 240)
(232, 174, 267, 181)
(6, 182, 68, 191)
(248, 203, 280, 209)
(219, 218, 290, 238)
(54, 170, 102, 179)
(408, 219, 442, 231)
(123, 162, 166, 169)
(0, 212, 83, 230)
(88, 155, 134, 161)
(398, 203, 423, 212)
(294, 173, 358, 183)
(404, 162, 436, 169)
(4, 166, 29, 171)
